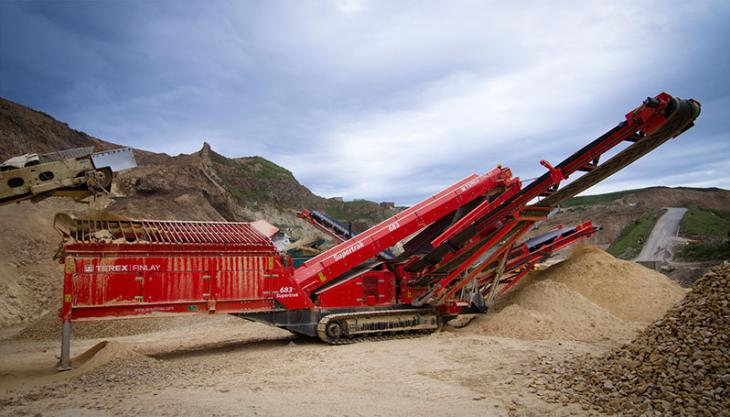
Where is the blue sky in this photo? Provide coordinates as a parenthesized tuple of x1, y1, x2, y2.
(1, 1, 728, 204)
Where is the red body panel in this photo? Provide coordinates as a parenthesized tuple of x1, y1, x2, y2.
(59, 220, 315, 321)
(63, 253, 281, 320)
(315, 269, 396, 308)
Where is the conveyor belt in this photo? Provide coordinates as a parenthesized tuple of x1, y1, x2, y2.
(411, 94, 700, 271)
(310, 210, 354, 240)
(537, 96, 700, 206)
(299, 209, 396, 260)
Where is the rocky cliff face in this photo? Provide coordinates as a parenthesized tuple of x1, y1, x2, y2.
(0, 98, 115, 159)
(107, 141, 396, 238)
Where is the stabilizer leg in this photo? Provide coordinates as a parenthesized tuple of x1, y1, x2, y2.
(58, 320, 72, 371)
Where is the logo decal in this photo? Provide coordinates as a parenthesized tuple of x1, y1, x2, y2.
(333, 241, 365, 261)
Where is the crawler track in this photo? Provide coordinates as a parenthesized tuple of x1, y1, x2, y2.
(317, 309, 441, 344)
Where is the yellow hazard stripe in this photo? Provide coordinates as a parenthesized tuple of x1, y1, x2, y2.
(65, 259, 75, 274)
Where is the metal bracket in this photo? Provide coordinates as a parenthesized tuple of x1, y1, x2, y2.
(539, 160, 565, 184)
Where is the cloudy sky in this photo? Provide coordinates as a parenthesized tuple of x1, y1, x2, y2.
(1, 1, 728, 204)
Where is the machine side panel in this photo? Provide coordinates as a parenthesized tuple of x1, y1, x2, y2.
(63, 252, 306, 320)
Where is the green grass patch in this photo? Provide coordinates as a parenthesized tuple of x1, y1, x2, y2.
(223, 184, 254, 203)
(216, 156, 297, 204)
(209, 150, 235, 166)
(323, 206, 347, 220)
(320, 199, 387, 227)
(324, 200, 375, 221)
(246, 156, 293, 179)
(607, 209, 665, 259)
(678, 241, 730, 261)
(679, 206, 730, 238)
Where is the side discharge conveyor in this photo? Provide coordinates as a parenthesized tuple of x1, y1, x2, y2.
(54, 93, 699, 368)
(298, 209, 355, 242)
(298, 208, 396, 260)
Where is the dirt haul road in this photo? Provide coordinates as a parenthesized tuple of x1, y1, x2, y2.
(0, 248, 687, 417)
(635, 207, 687, 263)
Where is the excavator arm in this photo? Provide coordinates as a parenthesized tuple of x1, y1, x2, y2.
(0, 147, 136, 206)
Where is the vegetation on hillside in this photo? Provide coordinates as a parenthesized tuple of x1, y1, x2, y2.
(677, 206, 730, 261)
(241, 156, 294, 179)
(561, 186, 729, 210)
(561, 188, 730, 263)
(324, 199, 373, 219)
(207, 150, 394, 227)
(679, 206, 730, 238)
(607, 209, 666, 259)
(322, 199, 393, 232)
(212, 152, 310, 208)
(678, 241, 730, 262)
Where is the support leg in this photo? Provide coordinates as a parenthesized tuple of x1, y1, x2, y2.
(485, 247, 511, 306)
(59, 320, 72, 371)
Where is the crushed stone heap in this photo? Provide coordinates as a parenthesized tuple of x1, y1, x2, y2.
(536, 263, 730, 416)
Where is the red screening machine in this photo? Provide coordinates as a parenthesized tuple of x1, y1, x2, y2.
(56, 93, 700, 368)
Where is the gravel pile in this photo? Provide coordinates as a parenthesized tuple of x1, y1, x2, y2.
(535, 263, 729, 416)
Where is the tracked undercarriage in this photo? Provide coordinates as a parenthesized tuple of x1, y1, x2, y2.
(316, 309, 442, 344)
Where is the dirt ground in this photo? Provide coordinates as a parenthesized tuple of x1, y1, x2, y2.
(0, 247, 687, 417)
(1, 316, 614, 417)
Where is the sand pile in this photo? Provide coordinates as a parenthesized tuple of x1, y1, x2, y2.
(2, 341, 142, 386)
(473, 280, 640, 342)
(538, 246, 687, 322)
(70, 340, 141, 372)
(66, 340, 168, 387)
(469, 246, 686, 342)
(536, 263, 730, 416)
(69, 340, 176, 388)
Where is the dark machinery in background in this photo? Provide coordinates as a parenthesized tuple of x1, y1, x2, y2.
(0, 146, 136, 206)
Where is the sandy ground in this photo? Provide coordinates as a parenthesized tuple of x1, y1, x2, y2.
(0, 247, 686, 417)
(1, 316, 611, 417)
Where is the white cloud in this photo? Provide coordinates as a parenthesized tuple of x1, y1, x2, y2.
(332, 0, 370, 15)
(277, 1, 689, 202)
